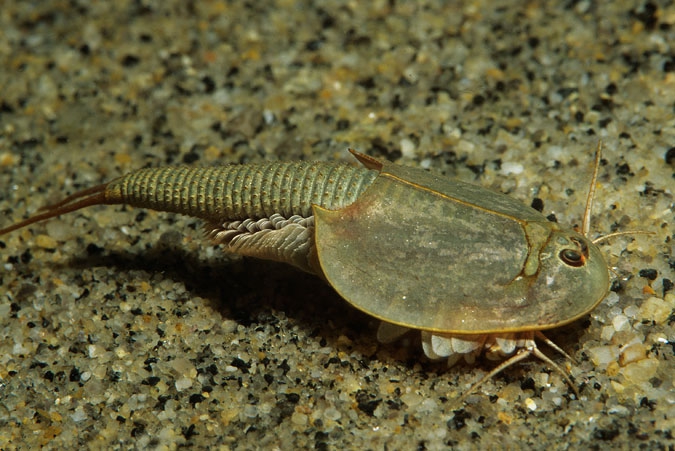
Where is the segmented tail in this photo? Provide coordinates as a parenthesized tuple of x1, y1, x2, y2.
(0, 160, 378, 237)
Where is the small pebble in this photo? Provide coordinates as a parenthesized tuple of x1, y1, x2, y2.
(588, 345, 620, 367)
(400, 138, 416, 158)
(35, 234, 58, 249)
(175, 377, 193, 391)
(612, 314, 630, 332)
(638, 297, 672, 324)
(619, 343, 647, 366)
(665, 147, 675, 166)
(291, 411, 308, 426)
(71, 406, 88, 423)
(0, 152, 20, 167)
(500, 162, 524, 175)
(525, 398, 537, 411)
(620, 358, 660, 385)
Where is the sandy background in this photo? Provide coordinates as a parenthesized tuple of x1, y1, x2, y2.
(1, 1, 674, 449)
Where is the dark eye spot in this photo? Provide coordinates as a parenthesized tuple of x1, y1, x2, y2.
(560, 249, 585, 267)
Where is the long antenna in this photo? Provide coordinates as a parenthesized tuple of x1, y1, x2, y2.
(582, 141, 602, 238)
(582, 142, 655, 245)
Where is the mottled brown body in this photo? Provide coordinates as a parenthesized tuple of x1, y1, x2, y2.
(106, 162, 378, 271)
(0, 148, 615, 399)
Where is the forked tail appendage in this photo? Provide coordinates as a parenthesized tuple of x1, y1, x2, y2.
(0, 183, 116, 236)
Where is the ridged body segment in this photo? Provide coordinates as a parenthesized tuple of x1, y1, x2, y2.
(105, 162, 379, 223)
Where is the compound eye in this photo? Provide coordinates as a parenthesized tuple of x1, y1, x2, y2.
(559, 249, 585, 267)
